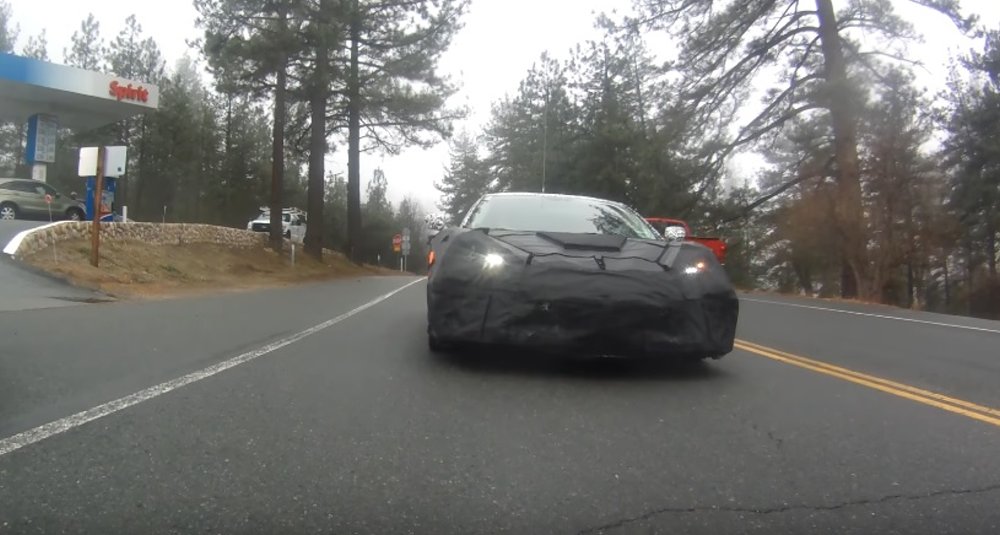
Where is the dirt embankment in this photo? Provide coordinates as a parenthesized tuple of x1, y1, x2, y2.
(21, 238, 399, 299)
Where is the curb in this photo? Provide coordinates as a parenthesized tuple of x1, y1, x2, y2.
(2, 220, 75, 257)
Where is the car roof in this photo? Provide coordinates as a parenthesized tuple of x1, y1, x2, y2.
(482, 192, 628, 206)
(0, 178, 63, 188)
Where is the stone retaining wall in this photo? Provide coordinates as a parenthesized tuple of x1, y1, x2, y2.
(13, 222, 267, 258)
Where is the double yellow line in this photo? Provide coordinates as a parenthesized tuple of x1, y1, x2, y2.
(734, 339, 1000, 428)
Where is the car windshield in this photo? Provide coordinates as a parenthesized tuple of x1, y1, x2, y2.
(462, 195, 661, 240)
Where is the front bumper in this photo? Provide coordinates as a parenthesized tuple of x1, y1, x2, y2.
(428, 267, 739, 358)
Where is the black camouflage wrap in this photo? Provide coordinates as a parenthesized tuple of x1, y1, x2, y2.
(427, 228, 739, 359)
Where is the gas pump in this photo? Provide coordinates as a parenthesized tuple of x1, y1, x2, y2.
(85, 175, 117, 221)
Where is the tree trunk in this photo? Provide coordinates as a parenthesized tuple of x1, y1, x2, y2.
(305, 0, 329, 260)
(792, 260, 812, 295)
(943, 256, 951, 307)
(130, 117, 147, 215)
(987, 211, 997, 278)
(966, 240, 974, 316)
(906, 261, 915, 309)
(840, 261, 856, 298)
(223, 97, 234, 225)
(132, 118, 148, 217)
(270, 4, 288, 252)
(346, 0, 363, 263)
(815, 0, 868, 300)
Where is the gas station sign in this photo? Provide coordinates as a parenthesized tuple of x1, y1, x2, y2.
(78, 146, 128, 177)
(25, 114, 57, 163)
(109, 81, 151, 103)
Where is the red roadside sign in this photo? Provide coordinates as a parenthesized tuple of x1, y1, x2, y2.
(392, 233, 402, 253)
(44, 193, 52, 204)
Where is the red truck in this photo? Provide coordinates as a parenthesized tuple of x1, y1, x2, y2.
(645, 217, 727, 265)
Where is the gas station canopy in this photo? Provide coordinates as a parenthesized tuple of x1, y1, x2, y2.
(0, 53, 159, 131)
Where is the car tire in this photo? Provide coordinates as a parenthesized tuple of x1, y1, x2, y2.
(0, 202, 18, 220)
(284, 230, 291, 239)
(428, 331, 453, 353)
(65, 208, 85, 221)
(428, 333, 443, 351)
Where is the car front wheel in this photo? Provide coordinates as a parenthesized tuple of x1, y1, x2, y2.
(65, 208, 84, 221)
(0, 203, 18, 220)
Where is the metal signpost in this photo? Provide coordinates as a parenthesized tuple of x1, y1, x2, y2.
(402, 227, 411, 272)
(78, 145, 128, 267)
(45, 193, 56, 262)
(392, 233, 403, 271)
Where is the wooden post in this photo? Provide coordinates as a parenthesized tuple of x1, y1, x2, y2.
(90, 146, 105, 267)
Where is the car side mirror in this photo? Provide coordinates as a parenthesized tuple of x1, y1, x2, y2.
(664, 225, 687, 242)
(425, 213, 446, 232)
(70, 192, 77, 201)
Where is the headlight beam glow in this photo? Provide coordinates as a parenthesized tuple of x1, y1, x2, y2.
(482, 253, 505, 269)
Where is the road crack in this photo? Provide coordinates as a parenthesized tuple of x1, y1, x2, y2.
(575, 483, 1000, 534)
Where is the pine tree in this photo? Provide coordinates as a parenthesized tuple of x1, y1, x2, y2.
(435, 132, 491, 223)
(64, 14, 105, 71)
(332, 0, 469, 262)
(632, 0, 976, 299)
(0, 1, 17, 54)
(195, 0, 304, 250)
(22, 30, 48, 60)
(940, 28, 1000, 317)
(485, 54, 575, 194)
(0, 1, 19, 174)
(106, 15, 165, 213)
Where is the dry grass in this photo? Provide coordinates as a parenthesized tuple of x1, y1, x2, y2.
(22, 238, 398, 299)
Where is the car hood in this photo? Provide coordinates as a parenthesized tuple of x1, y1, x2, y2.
(486, 229, 666, 263)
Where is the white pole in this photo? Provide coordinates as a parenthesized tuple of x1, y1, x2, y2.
(122, 206, 128, 223)
(48, 203, 56, 263)
(291, 243, 296, 267)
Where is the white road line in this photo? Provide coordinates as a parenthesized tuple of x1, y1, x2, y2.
(741, 297, 1000, 335)
(0, 277, 425, 458)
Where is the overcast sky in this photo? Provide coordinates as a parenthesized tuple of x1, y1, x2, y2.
(6, 0, 1000, 213)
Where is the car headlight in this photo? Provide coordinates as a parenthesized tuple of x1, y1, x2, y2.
(683, 260, 708, 275)
(482, 253, 504, 269)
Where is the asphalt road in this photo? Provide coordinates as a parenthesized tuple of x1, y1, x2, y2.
(1, 276, 999, 534)
(0, 220, 43, 245)
(0, 220, 110, 312)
